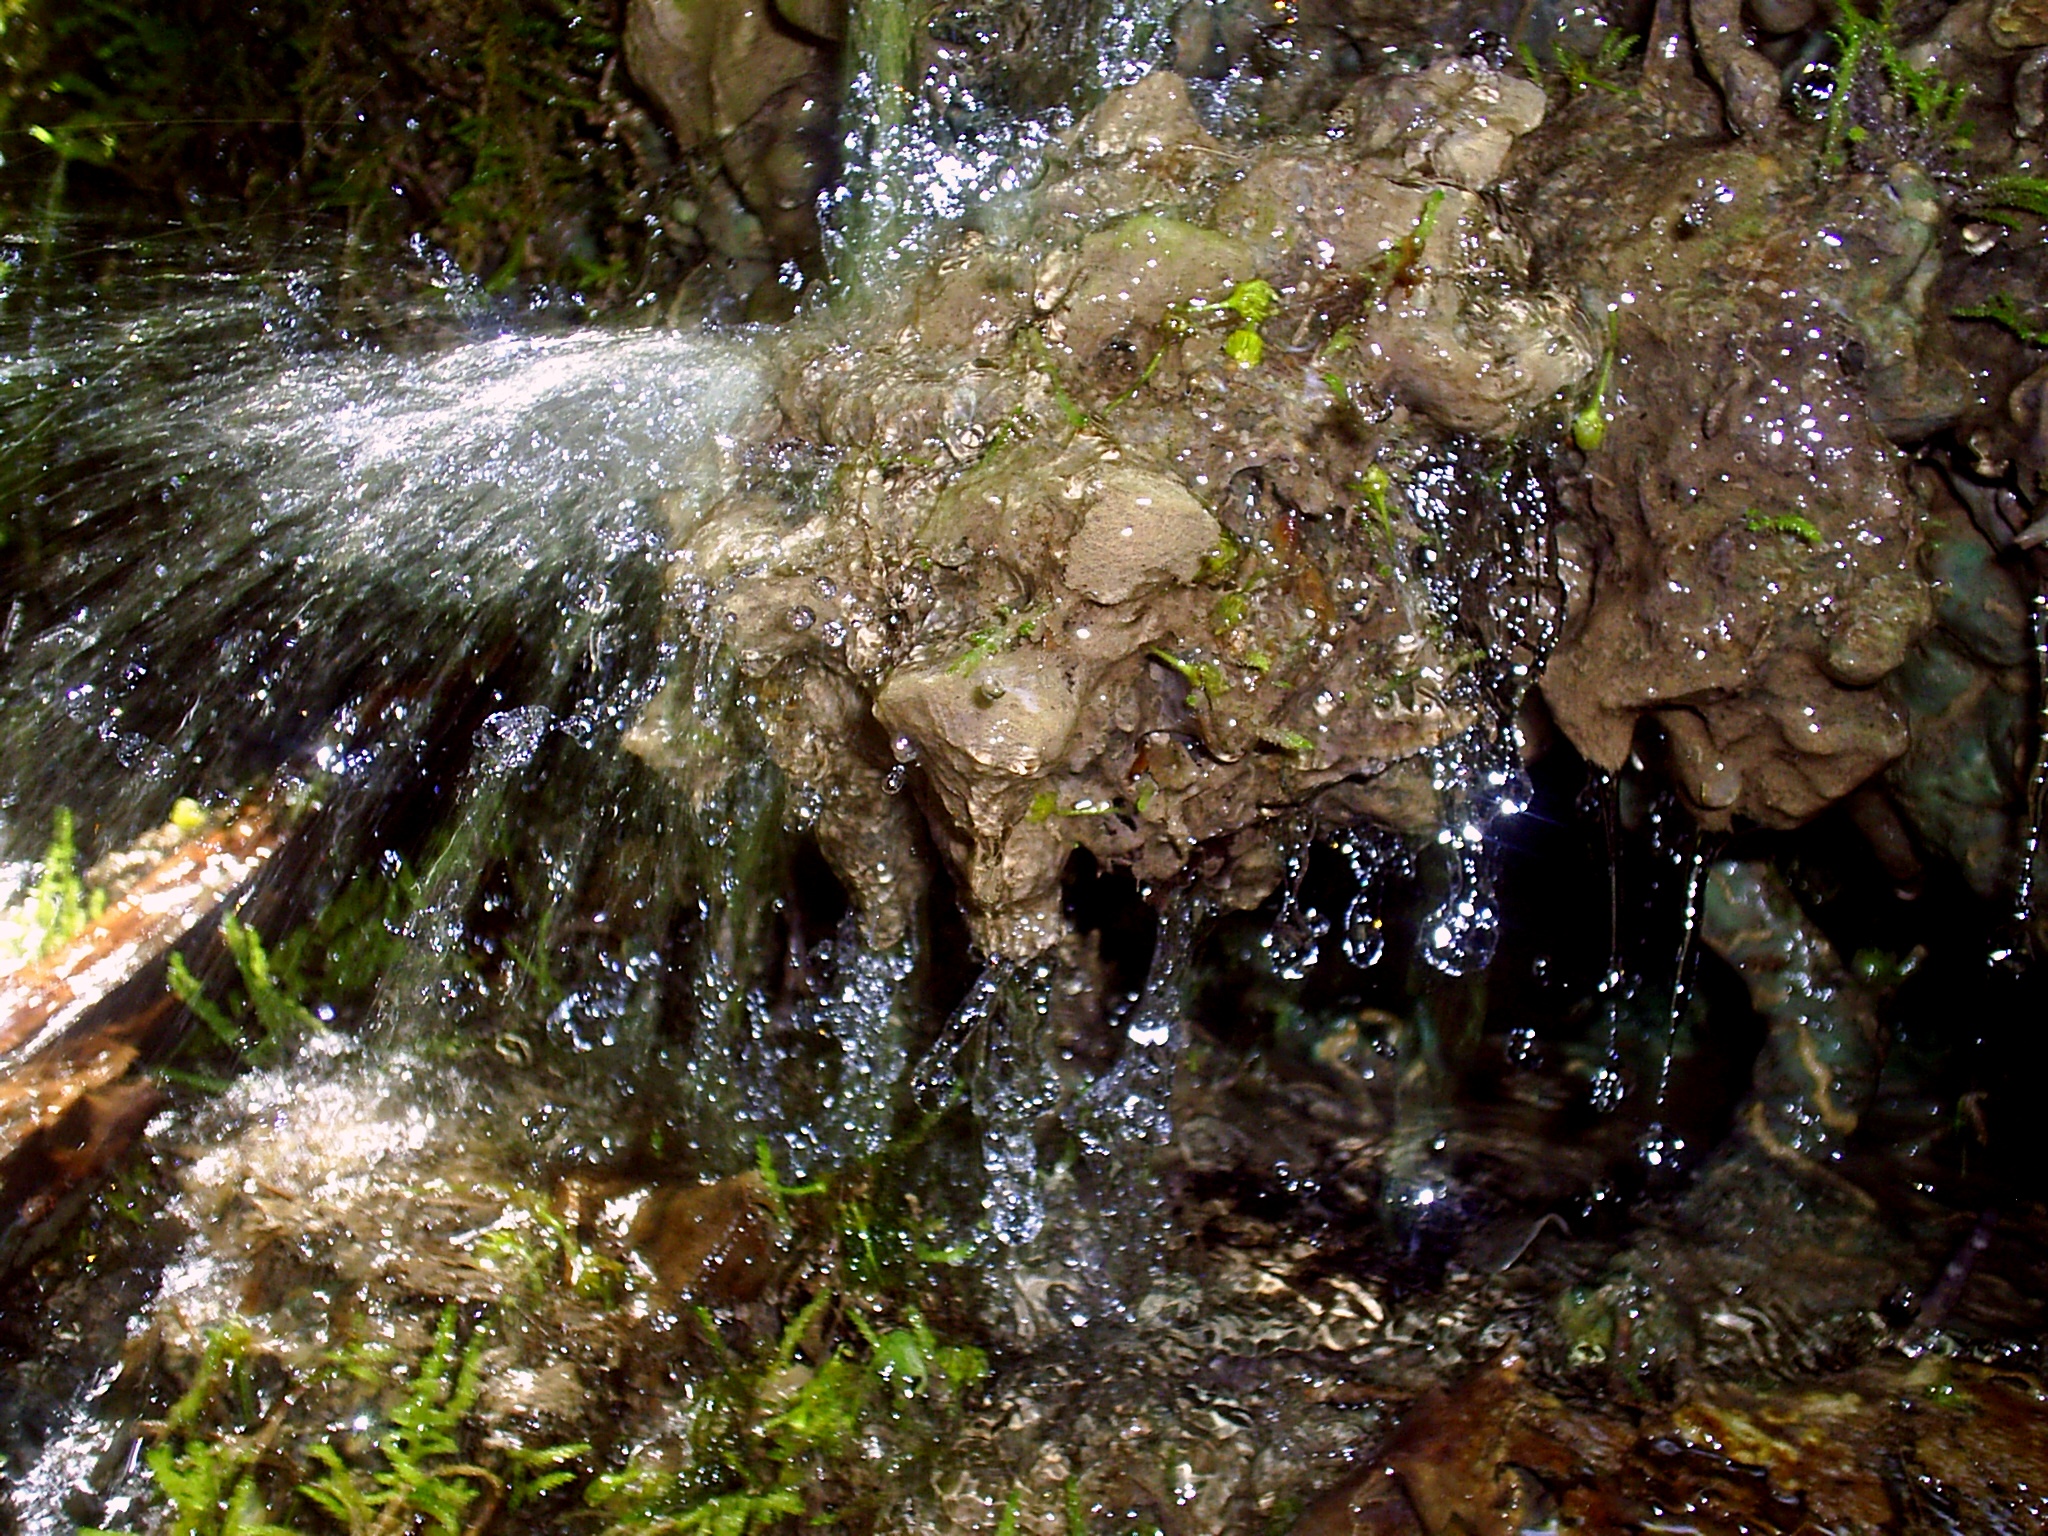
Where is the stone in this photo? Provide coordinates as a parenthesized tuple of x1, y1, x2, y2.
(1052, 215, 1256, 360)
(1062, 469, 1222, 606)
(628, 1171, 780, 1304)
(1992, 0, 2048, 48)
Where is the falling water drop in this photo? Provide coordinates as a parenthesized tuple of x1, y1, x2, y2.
(1420, 831, 1500, 977)
(1640, 831, 1706, 1172)
(1998, 589, 2048, 967)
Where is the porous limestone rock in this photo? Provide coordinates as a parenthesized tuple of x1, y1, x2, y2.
(1530, 144, 1944, 828)
(633, 68, 1586, 954)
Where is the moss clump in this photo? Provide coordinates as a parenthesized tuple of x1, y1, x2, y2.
(0, 0, 679, 303)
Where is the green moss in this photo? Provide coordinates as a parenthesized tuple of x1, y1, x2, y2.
(1516, 30, 1640, 99)
(1148, 647, 1232, 701)
(27, 805, 106, 958)
(299, 1307, 490, 1536)
(167, 912, 318, 1068)
(0, 0, 662, 302)
(1743, 509, 1823, 546)
(1954, 292, 2048, 347)
(1822, 0, 1972, 167)
(586, 1163, 990, 1536)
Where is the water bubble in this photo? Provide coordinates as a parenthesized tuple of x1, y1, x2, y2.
(890, 734, 919, 763)
(786, 606, 816, 632)
(1342, 900, 1386, 968)
(1421, 840, 1499, 977)
(884, 765, 908, 794)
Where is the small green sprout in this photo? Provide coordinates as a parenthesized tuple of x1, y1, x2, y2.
(1258, 726, 1316, 756)
(168, 912, 319, 1066)
(29, 806, 106, 957)
(1216, 280, 1280, 368)
(1028, 790, 1060, 824)
(1148, 647, 1232, 700)
(1824, 0, 1973, 165)
(1573, 317, 1617, 453)
(1363, 189, 1446, 295)
(507, 1443, 592, 1510)
(1743, 509, 1823, 545)
(1197, 531, 1243, 583)
(754, 1136, 829, 1223)
(1219, 279, 1280, 325)
(1066, 1475, 1090, 1536)
(1971, 174, 2048, 226)
(1224, 327, 1265, 367)
(1519, 31, 1642, 97)
(946, 605, 1045, 678)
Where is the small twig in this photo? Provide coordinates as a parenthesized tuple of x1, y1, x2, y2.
(1496, 1212, 1570, 1272)
(1906, 1209, 1999, 1345)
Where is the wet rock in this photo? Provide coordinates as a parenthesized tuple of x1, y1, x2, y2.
(1883, 481, 2032, 900)
(1295, 1350, 2048, 1536)
(773, 0, 845, 41)
(1031, 70, 1228, 234)
(623, 0, 839, 263)
(1690, 0, 1782, 137)
(1993, 0, 2048, 49)
(1532, 145, 1941, 828)
(636, 72, 1586, 953)
(625, 0, 824, 153)
(1050, 216, 1256, 361)
(1338, 58, 1548, 192)
(1060, 467, 1223, 605)
(1699, 859, 1885, 1160)
(628, 1171, 781, 1304)
(1745, 0, 1816, 35)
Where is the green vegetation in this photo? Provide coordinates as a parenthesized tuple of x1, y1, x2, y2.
(26, 804, 106, 957)
(1572, 316, 1617, 454)
(298, 1308, 496, 1536)
(1362, 189, 1445, 298)
(165, 861, 416, 1077)
(100, 1108, 994, 1536)
(1148, 647, 1233, 702)
(947, 604, 1047, 679)
(1822, 0, 1972, 167)
(1969, 174, 2048, 226)
(0, 0, 660, 299)
(1214, 279, 1279, 368)
(1954, 291, 2048, 347)
(1743, 509, 1823, 546)
(1515, 30, 1640, 99)
(585, 1152, 990, 1536)
(97, 1306, 592, 1536)
(168, 913, 317, 1068)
